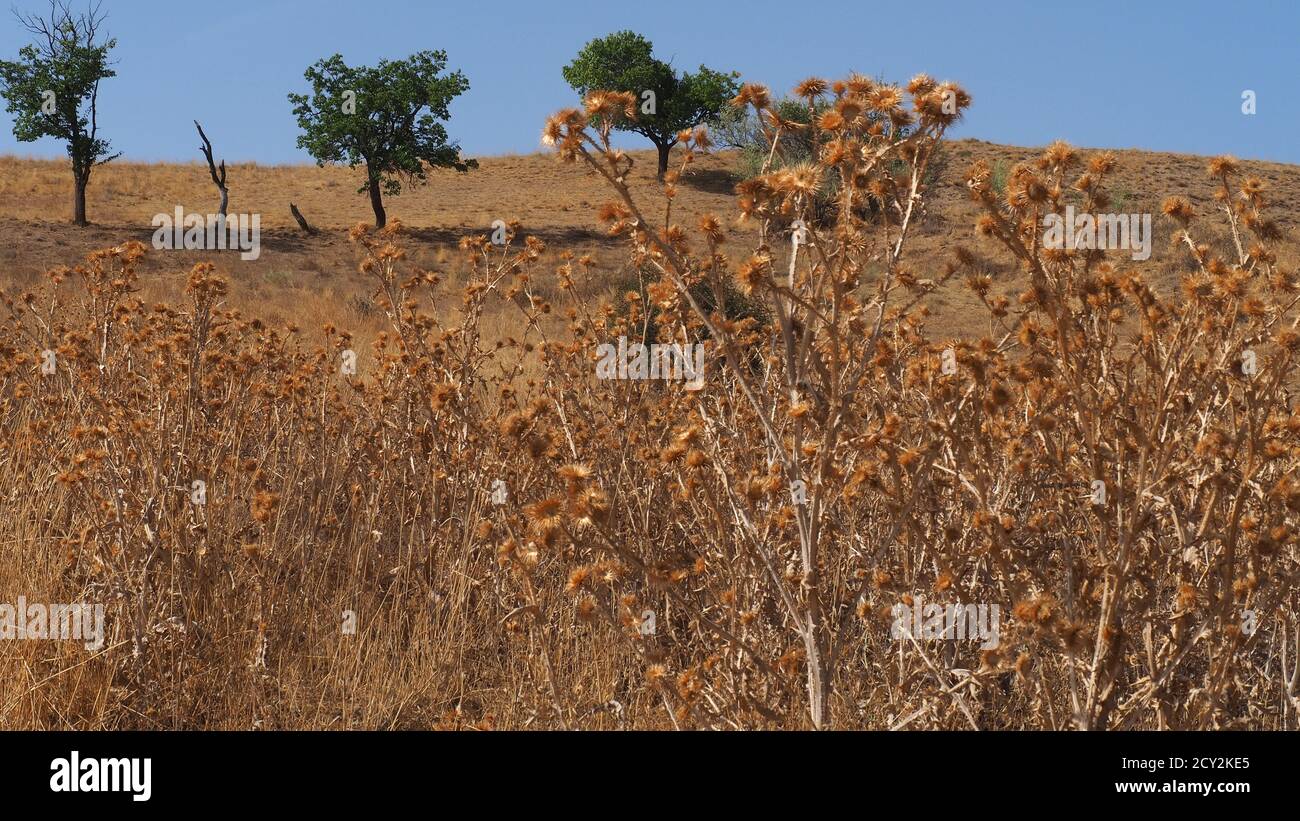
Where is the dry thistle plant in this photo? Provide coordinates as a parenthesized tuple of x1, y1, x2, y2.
(946, 147, 1300, 729)
(2, 72, 1298, 732)
(525, 74, 983, 728)
(519, 74, 1300, 730)
(0, 221, 555, 728)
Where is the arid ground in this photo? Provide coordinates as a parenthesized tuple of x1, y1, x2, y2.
(4, 140, 1298, 343)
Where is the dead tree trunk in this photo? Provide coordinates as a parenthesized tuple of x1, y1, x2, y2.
(194, 120, 228, 218)
(289, 202, 317, 235)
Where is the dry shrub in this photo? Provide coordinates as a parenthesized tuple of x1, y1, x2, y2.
(2, 74, 1298, 730)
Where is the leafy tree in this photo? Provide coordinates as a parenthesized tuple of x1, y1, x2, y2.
(562, 31, 738, 179)
(0, 0, 119, 226)
(289, 51, 476, 228)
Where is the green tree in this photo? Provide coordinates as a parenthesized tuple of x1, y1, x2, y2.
(562, 31, 738, 179)
(0, 1, 119, 226)
(288, 51, 476, 228)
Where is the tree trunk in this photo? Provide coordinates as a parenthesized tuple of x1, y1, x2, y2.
(655, 143, 672, 181)
(367, 171, 386, 228)
(73, 175, 88, 226)
(289, 202, 317, 235)
(194, 121, 228, 218)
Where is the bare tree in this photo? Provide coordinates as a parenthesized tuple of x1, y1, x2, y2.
(194, 120, 228, 218)
(289, 202, 316, 234)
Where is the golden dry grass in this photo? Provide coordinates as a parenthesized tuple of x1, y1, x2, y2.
(3, 139, 1299, 342)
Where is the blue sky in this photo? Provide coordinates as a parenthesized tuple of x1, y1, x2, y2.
(1, 0, 1295, 165)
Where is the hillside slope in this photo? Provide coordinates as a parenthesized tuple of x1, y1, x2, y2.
(2, 140, 1298, 339)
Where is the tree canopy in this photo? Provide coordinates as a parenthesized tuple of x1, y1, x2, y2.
(0, 0, 119, 225)
(562, 31, 738, 177)
(288, 50, 475, 227)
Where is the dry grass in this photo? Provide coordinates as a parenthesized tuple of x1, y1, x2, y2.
(3, 140, 1300, 343)
(2, 75, 1300, 729)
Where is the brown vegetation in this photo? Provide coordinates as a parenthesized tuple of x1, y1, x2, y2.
(2, 75, 1300, 729)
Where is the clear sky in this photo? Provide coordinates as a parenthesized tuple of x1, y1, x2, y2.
(1, 0, 1295, 165)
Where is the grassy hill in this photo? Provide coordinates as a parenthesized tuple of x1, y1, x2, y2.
(2, 139, 1298, 341)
